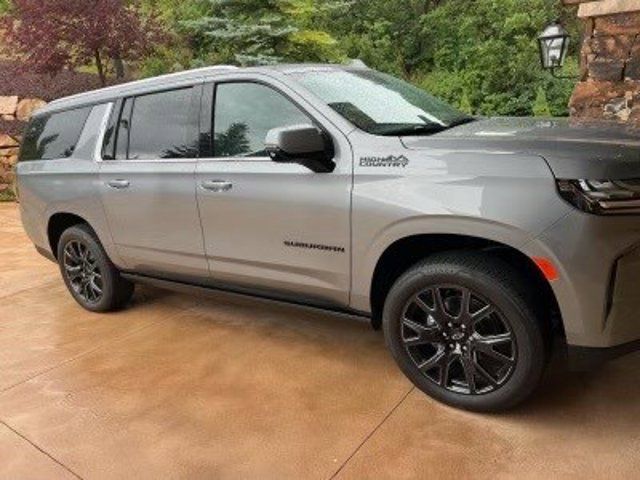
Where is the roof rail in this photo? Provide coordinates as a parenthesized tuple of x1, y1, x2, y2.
(48, 65, 240, 106)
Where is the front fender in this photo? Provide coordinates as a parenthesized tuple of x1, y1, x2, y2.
(348, 142, 572, 315)
(349, 215, 546, 313)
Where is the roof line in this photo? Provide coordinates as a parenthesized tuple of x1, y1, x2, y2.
(48, 65, 239, 106)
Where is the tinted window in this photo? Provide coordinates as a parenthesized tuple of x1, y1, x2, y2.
(20, 107, 92, 161)
(127, 88, 196, 160)
(213, 83, 310, 158)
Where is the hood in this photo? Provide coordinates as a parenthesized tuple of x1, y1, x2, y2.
(402, 117, 640, 179)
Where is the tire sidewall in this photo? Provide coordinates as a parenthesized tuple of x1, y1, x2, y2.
(57, 226, 118, 312)
(383, 259, 545, 412)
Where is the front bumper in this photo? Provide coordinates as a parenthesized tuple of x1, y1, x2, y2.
(566, 245, 640, 370)
(528, 210, 640, 351)
(567, 339, 640, 371)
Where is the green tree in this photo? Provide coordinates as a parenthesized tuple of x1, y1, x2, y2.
(414, 0, 579, 116)
(137, 0, 210, 76)
(182, 0, 345, 66)
(117, 0, 582, 117)
(327, 0, 443, 78)
(532, 86, 552, 116)
(459, 90, 474, 115)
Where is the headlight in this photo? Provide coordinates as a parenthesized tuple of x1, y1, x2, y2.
(557, 179, 640, 215)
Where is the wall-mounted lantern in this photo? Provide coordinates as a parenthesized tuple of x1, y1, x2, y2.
(538, 21, 573, 78)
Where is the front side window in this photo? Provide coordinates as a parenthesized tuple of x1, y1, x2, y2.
(20, 107, 92, 161)
(126, 88, 196, 160)
(213, 82, 310, 158)
(289, 68, 473, 136)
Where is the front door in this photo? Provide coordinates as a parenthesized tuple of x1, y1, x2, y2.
(100, 85, 208, 280)
(196, 80, 352, 306)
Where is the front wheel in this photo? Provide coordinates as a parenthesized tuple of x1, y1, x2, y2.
(383, 252, 547, 412)
(57, 224, 134, 312)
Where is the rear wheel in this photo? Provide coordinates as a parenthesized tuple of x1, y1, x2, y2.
(57, 224, 134, 312)
(383, 252, 547, 412)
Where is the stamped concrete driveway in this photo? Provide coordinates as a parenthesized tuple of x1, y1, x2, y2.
(2, 202, 640, 479)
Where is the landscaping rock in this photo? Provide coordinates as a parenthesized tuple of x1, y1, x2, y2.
(16, 98, 46, 121)
(0, 96, 18, 115)
(0, 134, 18, 148)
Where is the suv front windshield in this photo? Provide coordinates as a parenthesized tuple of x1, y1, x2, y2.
(289, 68, 473, 136)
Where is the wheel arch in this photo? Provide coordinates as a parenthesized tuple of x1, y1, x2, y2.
(47, 212, 92, 259)
(368, 233, 564, 341)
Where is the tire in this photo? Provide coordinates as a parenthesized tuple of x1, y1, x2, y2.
(57, 224, 134, 312)
(382, 251, 547, 412)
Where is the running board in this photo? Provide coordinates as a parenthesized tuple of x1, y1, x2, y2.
(121, 272, 371, 322)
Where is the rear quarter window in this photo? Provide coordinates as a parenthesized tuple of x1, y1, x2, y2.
(19, 107, 92, 162)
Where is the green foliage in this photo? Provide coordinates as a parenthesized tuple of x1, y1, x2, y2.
(412, 0, 578, 116)
(0, 188, 15, 202)
(330, 0, 579, 117)
(321, 0, 435, 77)
(181, 0, 346, 66)
(2, 0, 581, 117)
(136, 0, 211, 76)
(532, 86, 552, 117)
(459, 91, 474, 115)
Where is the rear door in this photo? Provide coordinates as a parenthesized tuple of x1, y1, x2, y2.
(195, 77, 353, 306)
(99, 84, 208, 281)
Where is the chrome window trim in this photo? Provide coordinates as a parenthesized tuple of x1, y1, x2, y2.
(98, 158, 199, 164)
(197, 157, 272, 163)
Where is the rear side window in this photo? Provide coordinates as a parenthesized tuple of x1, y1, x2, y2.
(20, 107, 92, 161)
(126, 88, 196, 160)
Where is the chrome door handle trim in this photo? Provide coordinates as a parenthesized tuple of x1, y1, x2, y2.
(106, 179, 130, 189)
(200, 180, 233, 192)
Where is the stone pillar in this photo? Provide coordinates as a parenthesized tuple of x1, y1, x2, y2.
(568, 0, 640, 125)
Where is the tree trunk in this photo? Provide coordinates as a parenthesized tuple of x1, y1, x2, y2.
(95, 49, 106, 86)
(113, 56, 125, 79)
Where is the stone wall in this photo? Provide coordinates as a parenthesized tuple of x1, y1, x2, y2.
(568, 0, 640, 125)
(0, 96, 46, 198)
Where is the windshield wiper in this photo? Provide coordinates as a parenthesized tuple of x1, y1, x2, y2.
(377, 123, 447, 136)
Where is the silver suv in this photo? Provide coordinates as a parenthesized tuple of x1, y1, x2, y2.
(16, 64, 640, 411)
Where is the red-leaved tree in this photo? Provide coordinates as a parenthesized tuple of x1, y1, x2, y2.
(1, 0, 166, 86)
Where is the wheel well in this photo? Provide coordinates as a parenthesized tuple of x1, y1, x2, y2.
(369, 234, 564, 338)
(47, 213, 89, 259)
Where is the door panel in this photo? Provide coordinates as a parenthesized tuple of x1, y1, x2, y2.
(99, 85, 208, 280)
(196, 80, 352, 305)
(100, 161, 206, 279)
(196, 160, 351, 304)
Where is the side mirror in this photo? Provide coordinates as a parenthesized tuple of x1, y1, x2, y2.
(265, 124, 335, 173)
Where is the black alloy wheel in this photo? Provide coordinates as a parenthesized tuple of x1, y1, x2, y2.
(57, 224, 134, 312)
(401, 286, 516, 395)
(383, 252, 547, 412)
(62, 239, 104, 305)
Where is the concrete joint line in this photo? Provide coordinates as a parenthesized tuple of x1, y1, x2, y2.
(0, 322, 155, 395)
(328, 387, 415, 479)
(0, 420, 84, 479)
